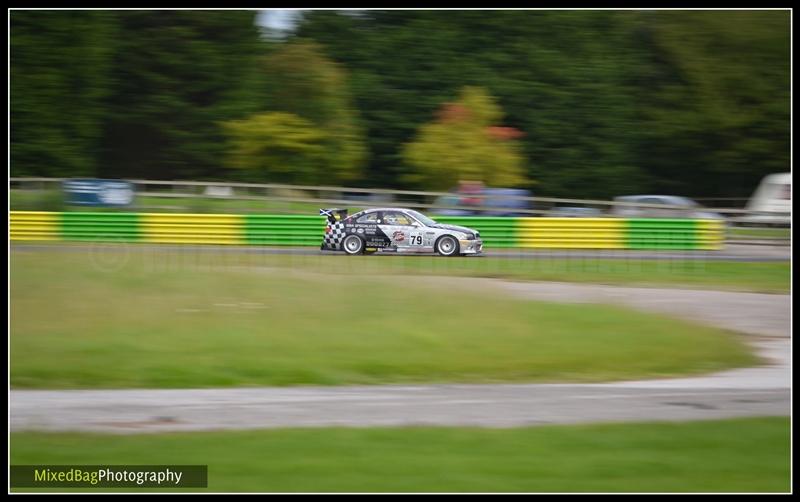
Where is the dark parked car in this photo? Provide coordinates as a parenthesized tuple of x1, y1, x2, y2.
(611, 195, 724, 220)
(480, 188, 534, 216)
(547, 206, 604, 217)
(433, 187, 533, 217)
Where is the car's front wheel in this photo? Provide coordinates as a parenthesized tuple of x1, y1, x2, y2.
(342, 235, 365, 255)
(435, 235, 459, 257)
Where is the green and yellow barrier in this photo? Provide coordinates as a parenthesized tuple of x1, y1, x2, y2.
(9, 212, 724, 250)
(9, 211, 60, 241)
(60, 212, 141, 242)
(140, 213, 246, 245)
(517, 218, 626, 249)
(245, 215, 327, 246)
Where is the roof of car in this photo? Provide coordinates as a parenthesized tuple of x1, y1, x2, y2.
(761, 173, 791, 184)
(614, 195, 695, 204)
(356, 207, 417, 213)
(552, 206, 601, 212)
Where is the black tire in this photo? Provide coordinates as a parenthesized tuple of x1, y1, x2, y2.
(342, 234, 365, 255)
(435, 235, 459, 257)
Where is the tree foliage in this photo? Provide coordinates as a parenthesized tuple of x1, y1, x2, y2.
(222, 112, 326, 184)
(10, 10, 790, 200)
(254, 40, 366, 183)
(11, 11, 117, 177)
(294, 10, 650, 196)
(294, 10, 789, 198)
(96, 11, 264, 180)
(631, 10, 790, 197)
(403, 87, 526, 190)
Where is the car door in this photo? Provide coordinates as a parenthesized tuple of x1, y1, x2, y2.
(640, 197, 668, 218)
(351, 210, 389, 248)
(379, 211, 419, 250)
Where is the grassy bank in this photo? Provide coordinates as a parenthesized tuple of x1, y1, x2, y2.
(11, 250, 757, 388)
(10, 417, 790, 492)
(11, 244, 792, 292)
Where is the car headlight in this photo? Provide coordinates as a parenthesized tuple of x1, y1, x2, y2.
(461, 233, 475, 240)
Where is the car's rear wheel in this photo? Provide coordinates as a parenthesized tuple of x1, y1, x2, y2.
(435, 235, 459, 257)
(343, 235, 365, 255)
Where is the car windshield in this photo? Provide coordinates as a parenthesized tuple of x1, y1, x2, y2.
(405, 209, 438, 226)
(640, 196, 698, 208)
(673, 197, 699, 208)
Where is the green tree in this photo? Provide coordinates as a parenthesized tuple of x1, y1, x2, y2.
(294, 10, 788, 198)
(98, 11, 264, 180)
(403, 87, 527, 190)
(631, 10, 790, 197)
(294, 10, 646, 196)
(222, 112, 326, 184)
(11, 11, 117, 177)
(11, 9, 789, 198)
(258, 40, 365, 183)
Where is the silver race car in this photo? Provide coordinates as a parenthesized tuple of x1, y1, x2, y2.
(320, 207, 483, 256)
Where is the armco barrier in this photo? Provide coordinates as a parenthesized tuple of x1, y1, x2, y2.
(517, 218, 626, 249)
(626, 219, 724, 250)
(9, 212, 724, 250)
(515, 218, 724, 250)
(245, 214, 327, 246)
(9, 211, 60, 241)
(9, 211, 328, 247)
(61, 212, 140, 242)
(140, 213, 245, 245)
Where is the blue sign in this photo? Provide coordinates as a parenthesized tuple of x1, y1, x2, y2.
(63, 179, 135, 207)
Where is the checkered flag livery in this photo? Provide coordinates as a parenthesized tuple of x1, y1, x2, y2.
(323, 221, 346, 250)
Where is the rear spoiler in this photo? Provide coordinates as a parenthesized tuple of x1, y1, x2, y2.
(319, 208, 348, 224)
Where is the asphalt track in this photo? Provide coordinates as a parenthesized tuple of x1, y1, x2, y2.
(10, 277, 790, 433)
(10, 242, 791, 262)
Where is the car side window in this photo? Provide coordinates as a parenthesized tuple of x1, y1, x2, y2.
(356, 212, 380, 224)
(382, 212, 413, 225)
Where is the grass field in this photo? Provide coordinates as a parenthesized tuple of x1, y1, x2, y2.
(11, 249, 758, 389)
(237, 252, 790, 293)
(728, 227, 790, 239)
(10, 417, 790, 492)
(13, 244, 791, 292)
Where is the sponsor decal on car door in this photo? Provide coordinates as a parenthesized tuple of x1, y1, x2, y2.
(378, 211, 419, 250)
(346, 211, 390, 248)
(379, 224, 414, 249)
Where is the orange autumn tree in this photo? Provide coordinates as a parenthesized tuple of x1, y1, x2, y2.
(402, 86, 528, 190)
